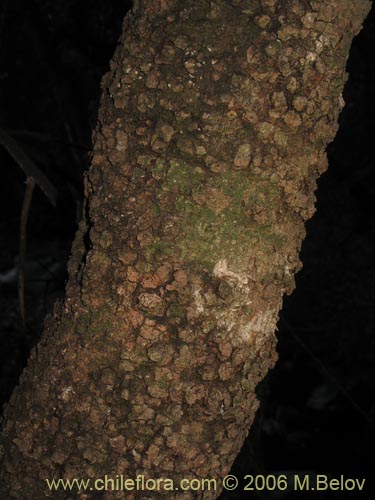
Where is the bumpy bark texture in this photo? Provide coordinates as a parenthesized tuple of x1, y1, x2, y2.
(0, 1, 370, 499)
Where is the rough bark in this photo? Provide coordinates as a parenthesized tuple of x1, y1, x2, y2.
(0, 1, 370, 499)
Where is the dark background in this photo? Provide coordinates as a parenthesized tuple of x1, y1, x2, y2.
(0, 1, 374, 499)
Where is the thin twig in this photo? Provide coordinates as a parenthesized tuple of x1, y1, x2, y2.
(0, 128, 57, 207)
(18, 176, 35, 329)
(279, 313, 373, 427)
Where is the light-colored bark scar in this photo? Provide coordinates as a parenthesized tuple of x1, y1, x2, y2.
(240, 309, 278, 344)
(213, 259, 279, 345)
(213, 259, 248, 288)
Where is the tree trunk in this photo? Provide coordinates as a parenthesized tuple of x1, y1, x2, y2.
(0, 1, 370, 498)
